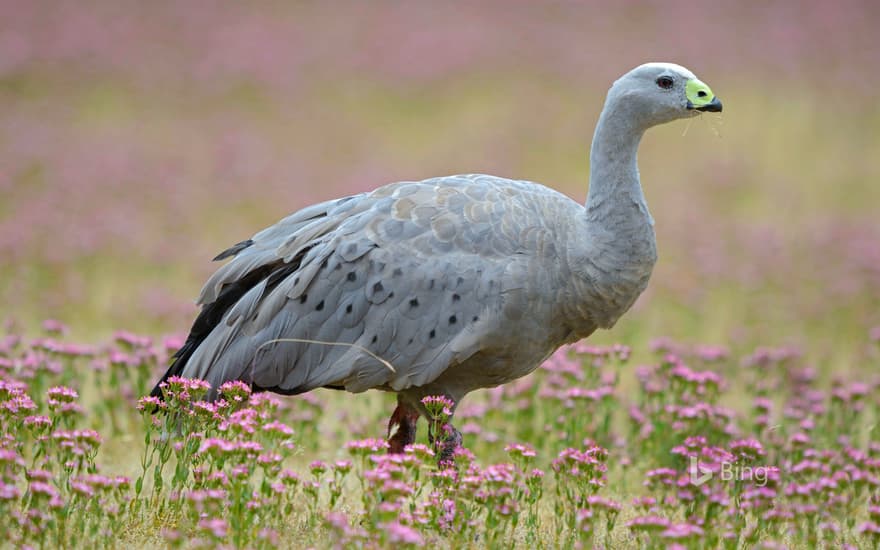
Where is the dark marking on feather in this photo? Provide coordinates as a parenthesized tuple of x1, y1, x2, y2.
(264, 262, 300, 295)
(212, 239, 254, 261)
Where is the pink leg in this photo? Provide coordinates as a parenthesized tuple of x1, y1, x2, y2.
(387, 399, 420, 454)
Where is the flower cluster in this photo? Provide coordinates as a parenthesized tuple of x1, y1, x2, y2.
(1, 311, 880, 548)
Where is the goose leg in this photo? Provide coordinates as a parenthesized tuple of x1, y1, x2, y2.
(387, 398, 419, 454)
(434, 424, 462, 466)
(427, 420, 462, 466)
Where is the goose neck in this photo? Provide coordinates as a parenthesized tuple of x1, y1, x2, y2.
(585, 98, 647, 218)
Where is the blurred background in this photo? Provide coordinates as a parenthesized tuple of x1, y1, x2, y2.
(2, 0, 879, 368)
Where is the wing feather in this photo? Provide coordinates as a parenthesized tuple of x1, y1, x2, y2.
(174, 174, 574, 399)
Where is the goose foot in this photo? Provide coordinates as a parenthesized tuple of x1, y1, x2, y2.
(431, 423, 462, 467)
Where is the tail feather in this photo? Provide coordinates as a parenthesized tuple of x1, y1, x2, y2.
(149, 261, 282, 400)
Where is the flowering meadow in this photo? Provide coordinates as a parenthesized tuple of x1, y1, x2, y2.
(2, 324, 880, 548)
(2, 1, 880, 548)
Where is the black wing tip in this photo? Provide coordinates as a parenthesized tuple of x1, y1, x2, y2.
(148, 362, 178, 403)
(213, 239, 255, 261)
(148, 339, 197, 404)
(148, 383, 165, 400)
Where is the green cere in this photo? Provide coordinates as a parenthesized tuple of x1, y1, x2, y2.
(686, 78, 716, 107)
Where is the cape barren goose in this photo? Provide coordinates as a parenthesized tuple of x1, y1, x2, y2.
(151, 62, 722, 462)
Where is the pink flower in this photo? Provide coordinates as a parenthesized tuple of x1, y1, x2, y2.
(113, 330, 152, 348)
(190, 400, 220, 420)
(136, 396, 165, 413)
(0, 482, 21, 501)
(219, 380, 252, 402)
(280, 469, 301, 486)
(644, 468, 678, 487)
(421, 395, 455, 418)
(346, 438, 390, 455)
(199, 437, 232, 453)
(695, 345, 728, 362)
(23, 414, 51, 432)
(729, 438, 766, 461)
(753, 397, 773, 412)
(404, 443, 435, 463)
(661, 523, 705, 540)
(70, 481, 95, 498)
(29, 481, 60, 499)
(41, 319, 68, 335)
(198, 518, 228, 539)
(325, 511, 367, 541)
(262, 420, 295, 438)
(575, 508, 593, 529)
(47, 385, 78, 402)
(309, 460, 327, 476)
(504, 442, 537, 461)
(627, 515, 671, 532)
(381, 521, 423, 545)
(219, 408, 259, 435)
(248, 392, 282, 413)
(586, 495, 622, 512)
(24, 468, 51, 482)
(632, 496, 657, 510)
(161, 376, 212, 402)
(258, 452, 283, 467)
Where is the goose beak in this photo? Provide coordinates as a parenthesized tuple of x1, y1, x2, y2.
(685, 78, 722, 113)
(688, 97, 723, 112)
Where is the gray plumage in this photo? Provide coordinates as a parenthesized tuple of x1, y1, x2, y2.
(151, 62, 721, 455)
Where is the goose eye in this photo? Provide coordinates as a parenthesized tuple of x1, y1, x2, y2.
(656, 76, 674, 90)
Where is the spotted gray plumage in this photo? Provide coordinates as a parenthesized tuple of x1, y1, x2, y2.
(184, 176, 579, 396)
(151, 62, 721, 460)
